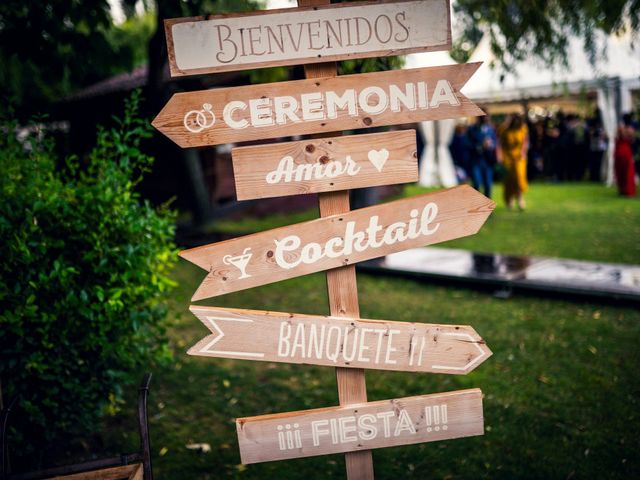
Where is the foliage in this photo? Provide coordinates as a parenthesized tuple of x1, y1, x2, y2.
(0, 91, 177, 450)
(0, 0, 139, 118)
(454, 0, 639, 69)
(106, 11, 157, 69)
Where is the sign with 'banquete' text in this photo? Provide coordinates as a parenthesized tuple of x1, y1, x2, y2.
(152, 64, 483, 148)
(180, 185, 495, 300)
(165, 0, 451, 76)
(189, 306, 492, 374)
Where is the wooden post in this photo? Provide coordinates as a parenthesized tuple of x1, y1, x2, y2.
(297, 1, 374, 478)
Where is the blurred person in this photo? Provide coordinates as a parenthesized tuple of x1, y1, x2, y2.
(467, 115, 497, 198)
(585, 110, 608, 182)
(449, 123, 471, 183)
(498, 113, 529, 210)
(527, 119, 545, 179)
(614, 114, 637, 196)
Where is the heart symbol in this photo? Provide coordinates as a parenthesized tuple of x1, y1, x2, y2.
(368, 149, 389, 172)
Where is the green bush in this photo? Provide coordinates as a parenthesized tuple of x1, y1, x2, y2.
(0, 91, 177, 447)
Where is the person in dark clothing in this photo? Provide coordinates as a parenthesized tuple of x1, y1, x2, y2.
(467, 115, 497, 198)
(449, 124, 471, 183)
(585, 111, 608, 182)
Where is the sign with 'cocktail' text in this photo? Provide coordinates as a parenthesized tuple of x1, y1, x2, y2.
(180, 185, 494, 300)
(189, 306, 492, 374)
(231, 130, 418, 200)
(237, 388, 484, 464)
(152, 64, 482, 148)
(165, 0, 451, 76)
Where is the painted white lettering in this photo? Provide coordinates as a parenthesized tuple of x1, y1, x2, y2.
(385, 330, 400, 364)
(223, 101, 248, 129)
(278, 322, 291, 357)
(311, 420, 330, 447)
(430, 80, 459, 108)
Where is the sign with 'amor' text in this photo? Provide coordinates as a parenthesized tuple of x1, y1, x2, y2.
(189, 306, 492, 374)
(231, 130, 418, 200)
(180, 185, 494, 300)
(152, 64, 482, 148)
(237, 388, 484, 464)
(165, 0, 451, 76)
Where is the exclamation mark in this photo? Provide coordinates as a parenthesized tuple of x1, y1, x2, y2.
(277, 425, 286, 450)
(441, 405, 448, 431)
(425, 404, 448, 432)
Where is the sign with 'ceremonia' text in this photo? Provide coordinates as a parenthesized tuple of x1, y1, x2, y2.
(188, 306, 492, 374)
(231, 130, 418, 200)
(164, 0, 451, 76)
(237, 389, 484, 464)
(180, 185, 495, 300)
(152, 64, 483, 148)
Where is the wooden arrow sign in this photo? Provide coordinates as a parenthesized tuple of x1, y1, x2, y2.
(152, 64, 483, 148)
(188, 306, 491, 374)
(180, 185, 495, 301)
(180, 185, 494, 300)
(165, 0, 451, 77)
(237, 388, 484, 464)
(232, 130, 418, 200)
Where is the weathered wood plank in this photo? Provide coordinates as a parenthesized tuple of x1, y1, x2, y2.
(188, 306, 492, 374)
(236, 389, 484, 464)
(152, 64, 483, 148)
(165, 0, 451, 77)
(179, 185, 495, 300)
(231, 130, 418, 200)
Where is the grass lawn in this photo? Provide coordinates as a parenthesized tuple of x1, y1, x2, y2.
(106, 182, 639, 479)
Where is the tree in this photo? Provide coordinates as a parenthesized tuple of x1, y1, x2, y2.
(453, 0, 639, 68)
(0, 1, 139, 118)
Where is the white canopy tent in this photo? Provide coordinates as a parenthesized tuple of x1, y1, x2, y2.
(462, 32, 640, 184)
(404, 51, 460, 187)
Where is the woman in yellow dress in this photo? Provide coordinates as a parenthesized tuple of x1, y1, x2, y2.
(498, 114, 530, 210)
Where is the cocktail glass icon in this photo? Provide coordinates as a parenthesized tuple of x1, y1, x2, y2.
(223, 247, 253, 279)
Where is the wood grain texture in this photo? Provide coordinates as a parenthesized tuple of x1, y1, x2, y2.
(297, 13, 374, 474)
(48, 464, 141, 480)
(188, 305, 492, 374)
(236, 389, 484, 464)
(180, 185, 495, 300)
(231, 130, 418, 200)
(152, 63, 483, 148)
(164, 0, 451, 77)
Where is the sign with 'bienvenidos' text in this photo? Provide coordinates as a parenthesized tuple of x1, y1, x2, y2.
(165, 0, 451, 76)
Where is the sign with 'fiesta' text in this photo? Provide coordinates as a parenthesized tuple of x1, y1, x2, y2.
(164, 0, 451, 76)
(152, 64, 483, 148)
(188, 306, 492, 374)
(231, 130, 418, 200)
(179, 185, 495, 300)
(237, 388, 484, 464)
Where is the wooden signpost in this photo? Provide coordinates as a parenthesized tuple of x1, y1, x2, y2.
(165, 0, 451, 77)
(189, 306, 491, 374)
(237, 389, 484, 464)
(231, 130, 418, 200)
(155, 0, 492, 478)
(152, 63, 482, 148)
(181, 185, 494, 300)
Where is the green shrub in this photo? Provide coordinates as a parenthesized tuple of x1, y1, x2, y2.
(0, 91, 177, 447)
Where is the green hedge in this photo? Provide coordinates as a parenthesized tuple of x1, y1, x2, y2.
(0, 92, 177, 446)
